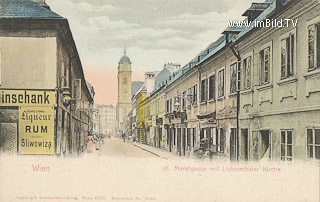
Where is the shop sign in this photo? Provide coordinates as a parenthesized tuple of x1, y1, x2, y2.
(18, 106, 55, 154)
(0, 90, 55, 107)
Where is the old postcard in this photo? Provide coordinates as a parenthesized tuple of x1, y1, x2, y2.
(0, 0, 319, 201)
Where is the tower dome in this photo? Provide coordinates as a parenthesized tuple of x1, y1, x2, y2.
(119, 55, 131, 64)
(119, 46, 131, 64)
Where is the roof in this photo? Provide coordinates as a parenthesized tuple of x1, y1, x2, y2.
(222, 24, 245, 34)
(165, 33, 228, 88)
(131, 81, 144, 97)
(197, 35, 226, 65)
(119, 55, 131, 64)
(153, 68, 172, 92)
(242, 2, 273, 16)
(234, 1, 276, 41)
(0, 0, 62, 19)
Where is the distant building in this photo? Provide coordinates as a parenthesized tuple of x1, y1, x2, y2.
(98, 105, 116, 136)
(117, 49, 132, 132)
(92, 104, 100, 136)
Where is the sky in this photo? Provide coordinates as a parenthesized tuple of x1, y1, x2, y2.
(46, 0, 265, 106)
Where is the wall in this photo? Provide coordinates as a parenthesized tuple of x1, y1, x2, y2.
(0, 36, 57, 89)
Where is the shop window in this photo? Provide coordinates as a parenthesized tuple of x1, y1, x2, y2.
(193, 128, 196, 147)
(216, 128, 225, 153)
(259, 47, 271, 84)
(209, 74, 216, 100)
(173, 128, 176, 146)
(187, 128, 191, 147)
(281, 33, 294, 79)
(218, 69, 225, 98)
(308, 22, 320, 71)
(230, 63, 237, 94)
(281, 130, 293, 161)
(307, 128, 320, 160)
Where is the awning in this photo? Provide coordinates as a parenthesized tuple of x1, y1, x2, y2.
(197, 112, 216, 120)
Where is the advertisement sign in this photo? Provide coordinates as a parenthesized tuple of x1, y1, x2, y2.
(0, 90, 55, 107)
(18, 106, 55, 154)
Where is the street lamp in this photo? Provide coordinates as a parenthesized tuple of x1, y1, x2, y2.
(174, 100, 181, 111)
(59, 76, 72, 108)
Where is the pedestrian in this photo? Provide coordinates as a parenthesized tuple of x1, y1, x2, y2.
(122, 133, 125, 142)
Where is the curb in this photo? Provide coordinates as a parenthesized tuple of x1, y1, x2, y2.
(132, 143, 168, 160)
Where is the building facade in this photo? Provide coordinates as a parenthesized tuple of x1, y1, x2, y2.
(197, 36, 239, 161)
(0, 0, 94, 156)
(235, 0, 320, 162)
(136, 89, 148, 143)
(98, 104, 116, 137)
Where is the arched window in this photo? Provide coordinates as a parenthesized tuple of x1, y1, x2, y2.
(123, 76, 127, 84)
(124, 89, 127, 94)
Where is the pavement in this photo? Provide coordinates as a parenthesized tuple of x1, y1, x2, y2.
(84, 137, 181, 161)
(132, 141, 182, 161)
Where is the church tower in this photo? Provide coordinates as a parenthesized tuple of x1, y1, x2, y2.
(117, 48, 132, 131)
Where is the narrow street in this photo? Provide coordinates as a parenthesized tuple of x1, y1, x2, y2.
(89, 137, 180, 160)
(96, 138, 156, 157)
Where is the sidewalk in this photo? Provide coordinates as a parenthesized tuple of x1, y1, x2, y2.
(132, 141, 181, 161)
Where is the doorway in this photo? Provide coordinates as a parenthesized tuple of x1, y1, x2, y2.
(230, 128, 237, 161)
(177, 128, 181, 156)
(241, 129, 249, 161)
(0, 123, 17, 154)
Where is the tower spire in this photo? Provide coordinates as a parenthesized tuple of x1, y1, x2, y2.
(124, 46, 126, 56)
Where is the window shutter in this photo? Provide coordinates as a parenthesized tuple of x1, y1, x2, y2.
(237, 61, 241, 91)
(213, 74, 216, 100)
(253, 52, 260, 86)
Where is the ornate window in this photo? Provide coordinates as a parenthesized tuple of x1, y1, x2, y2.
(193, 84, 197, 104)
(209, 74, 216, 100)
(230, 63, 237, 94)
(201, 79, 207, 102)
(243, 56, 251, 89)
(218, 69, 225, 98)
(259, 47, 270, 84)
(280, 33, 294, 79)
(308, 23, 320, 71)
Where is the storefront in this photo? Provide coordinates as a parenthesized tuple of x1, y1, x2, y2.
(0, 90, 56, 155)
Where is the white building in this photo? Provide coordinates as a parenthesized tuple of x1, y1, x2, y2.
(98, 105, 117, 136)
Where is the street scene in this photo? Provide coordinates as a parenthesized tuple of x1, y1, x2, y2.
(0, 0, 319, 163)
(0, 0, 320, 201)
